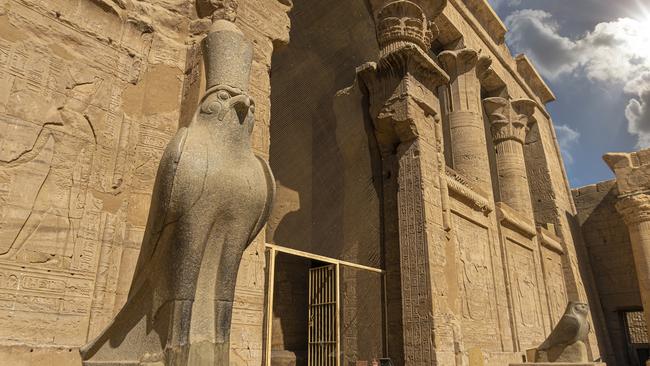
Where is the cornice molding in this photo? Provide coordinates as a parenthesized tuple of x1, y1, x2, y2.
(496, 202, 536, 238)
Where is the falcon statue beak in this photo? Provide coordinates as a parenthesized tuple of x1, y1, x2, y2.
(231, 95, 251, 122)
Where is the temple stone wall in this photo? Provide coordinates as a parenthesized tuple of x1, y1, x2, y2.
(0, 0, 289, 365)
(574, 180, 645, 366)
(0, 0, 609, 365)
(0, 0, 190, 348)
(433, 0, 603, 362)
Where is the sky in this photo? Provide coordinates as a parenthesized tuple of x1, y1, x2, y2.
(485, 0, 650, 187)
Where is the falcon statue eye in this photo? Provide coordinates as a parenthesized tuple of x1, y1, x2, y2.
(217, 90, 230, 100)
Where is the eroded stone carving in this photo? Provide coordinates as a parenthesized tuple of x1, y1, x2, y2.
(534, 302, 590, 363)
(604, 150, 650, 351)
(484, 97, 536, 215)
(356, 0, 450, 363)
(79, 18, 275, 366)
(197, 0, 238, 21)
(445, 167, 493, 213)
(439, 48, 494, 194)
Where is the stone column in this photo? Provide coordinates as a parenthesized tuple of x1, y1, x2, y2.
(615, 194, 650, 338)
(484, 97, 536, 215)
(358, 0, 450, 364)
(605, 150, 650, 342)
(439, 48, 494, 195)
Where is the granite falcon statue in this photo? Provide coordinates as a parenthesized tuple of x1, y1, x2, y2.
(79, 18, 275, 366)
(535, 301, 591, 363)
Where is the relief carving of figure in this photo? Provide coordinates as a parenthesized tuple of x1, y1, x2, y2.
(79, 17, 275, 366)
(0, 78, 97, 267)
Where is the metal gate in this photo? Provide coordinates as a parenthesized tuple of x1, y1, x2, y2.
(308, 264, 337, 366)
(263, 244, 385, 366)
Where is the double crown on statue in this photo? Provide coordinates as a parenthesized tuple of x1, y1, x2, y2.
(202, 20, 252, 93)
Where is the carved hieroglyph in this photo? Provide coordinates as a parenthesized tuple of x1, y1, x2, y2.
(507, 239, 545, 348)
(541, 247, 569, 326)
(357, 0, 450, 364)
(452, 214, 500, 349)
(79, 17, 275, 366)
(0, 0, 168, 346)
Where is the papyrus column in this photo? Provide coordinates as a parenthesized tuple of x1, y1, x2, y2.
(358, 0, 450, 364)
(615, 194, 650, 339)
(605, 151, 650, 342)
(484, 97, 536, 215)
(439, 48, 493, 195)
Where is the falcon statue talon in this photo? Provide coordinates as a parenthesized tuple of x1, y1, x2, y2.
(79, 18, 275, 366)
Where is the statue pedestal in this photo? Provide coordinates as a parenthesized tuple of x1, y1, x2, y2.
(510, 363, 607, 366)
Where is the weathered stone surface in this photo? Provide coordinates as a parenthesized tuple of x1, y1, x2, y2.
(357, 2, 450, 363)
(439, 48, 493, 196)
(79, 18, 275, 365)
(0, 0, 189, 350)
(534, 302, 591, 363)
(0, 345, 82, 366)
(586, 149, 650, 366)
(573, 180, 640, 366)
(0, 0, 289, 365)
(0, 0, 608, 365)
(484, 96, 536, 216)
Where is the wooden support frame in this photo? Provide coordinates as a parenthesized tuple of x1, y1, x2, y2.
(263, 243, 386, 366)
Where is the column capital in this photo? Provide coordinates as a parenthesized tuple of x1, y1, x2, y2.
(483, 97, 536, 144)
(616, 193, 650, 226)
(438, 48, 492, 80)
(604, 150, 650, 195)
(376, 0, 437, 58)
(357, 0, 449, 156)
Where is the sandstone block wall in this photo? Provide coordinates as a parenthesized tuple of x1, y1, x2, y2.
(0, 0, 609, 365)
(0, 0, 189, 347)
(265, 0, 605, 364)
(573, 181, 642, 366)
(0, 1, 289, 365)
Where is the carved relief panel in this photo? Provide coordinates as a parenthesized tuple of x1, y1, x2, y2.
(541, 247, 568, 326)
(452, 213, 500, 350)
(0, 0, 183, 346)
(507, 238, 546, 349)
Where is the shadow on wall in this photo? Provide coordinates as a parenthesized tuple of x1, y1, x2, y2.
(267, 0, 382, 266)
(575, 184, 643, 366)
(266, 0, 387, 364)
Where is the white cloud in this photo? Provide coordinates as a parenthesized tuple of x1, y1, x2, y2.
(626, 90, 650, 148)
(555, 124, 580, 164)
(505, 10, 579, 78)
(505, 10, 650, 147)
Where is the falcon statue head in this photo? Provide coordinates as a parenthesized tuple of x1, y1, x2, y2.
(570, 301, 590, 318)
(199, 19, 256, 131)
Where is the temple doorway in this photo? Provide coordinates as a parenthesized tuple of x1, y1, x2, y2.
(622, 310, 650, 366)
(264, 244, 387, 366)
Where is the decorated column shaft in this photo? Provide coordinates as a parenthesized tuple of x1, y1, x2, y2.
(605, 150, 650, 340)
(615, 194, 650, 338)
(439, 48, 494, 195)
(358, 1, 450, 364)
(484, 97, 536, 215)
